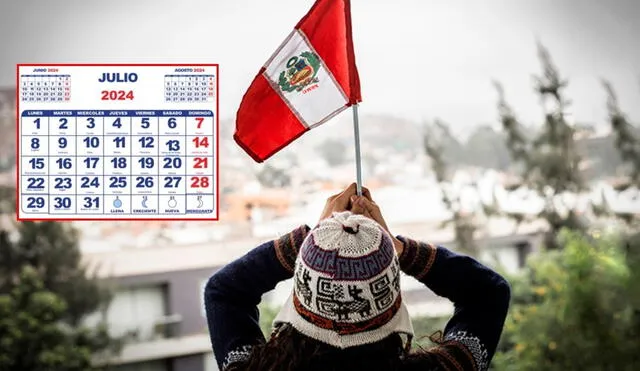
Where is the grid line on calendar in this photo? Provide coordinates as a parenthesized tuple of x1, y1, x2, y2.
(164, 74, 215, 103)
(17, 65, 219, 221)
(20, 74, 71, 103)
(20, 110, 215, 217)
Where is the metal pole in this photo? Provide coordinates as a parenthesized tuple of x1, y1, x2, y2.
(352, 104, 363, 196)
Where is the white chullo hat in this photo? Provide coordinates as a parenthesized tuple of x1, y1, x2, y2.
(273, 211, 414, 349)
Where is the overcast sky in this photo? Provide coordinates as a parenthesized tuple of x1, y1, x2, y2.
(1, 0, 638, 135)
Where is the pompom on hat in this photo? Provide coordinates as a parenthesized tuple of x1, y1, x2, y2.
(273, 211, 414, 348)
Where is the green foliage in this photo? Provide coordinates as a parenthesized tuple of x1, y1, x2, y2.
(494, 43, 588, 248)
(494, 82, 530, 168)
(0, 186, 118, 369)
(602, 80, 640, 186)
(495, 41, 587, 194)
(599, 81, 640, 227)
(0, 220, 109, 325)
(529, 43, 586, 195)
(0, 266, 101, 371)
(492, 231, 640, 370)
(259, 303, 280, 337)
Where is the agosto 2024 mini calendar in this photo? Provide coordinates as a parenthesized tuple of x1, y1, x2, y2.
(16, 64, 219, 221)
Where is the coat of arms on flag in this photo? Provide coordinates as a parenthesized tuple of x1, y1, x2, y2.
(234, 0, 361, 163)
(278, 52, 321, 94)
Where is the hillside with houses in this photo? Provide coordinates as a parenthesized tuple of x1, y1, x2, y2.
(1, 87, 638, 251)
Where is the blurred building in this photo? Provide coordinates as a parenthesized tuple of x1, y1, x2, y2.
(0, 88, 14, 115)
(85, 242, 224, 371)
(0, 88, 16, 175)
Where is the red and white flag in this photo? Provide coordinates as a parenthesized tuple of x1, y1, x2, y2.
(234, 0, 361, 162)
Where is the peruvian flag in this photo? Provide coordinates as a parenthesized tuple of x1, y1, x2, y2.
(234, 0, 362, 162)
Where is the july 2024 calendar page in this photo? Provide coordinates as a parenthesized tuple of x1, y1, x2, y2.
(17, 64, 218, 221)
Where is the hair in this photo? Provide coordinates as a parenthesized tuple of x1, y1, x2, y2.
(226, 324, 440, 371)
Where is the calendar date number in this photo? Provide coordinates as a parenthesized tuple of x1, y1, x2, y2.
(101, 90, 134, 101)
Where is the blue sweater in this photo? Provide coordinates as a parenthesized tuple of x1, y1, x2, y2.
(204, 225, 511, 370)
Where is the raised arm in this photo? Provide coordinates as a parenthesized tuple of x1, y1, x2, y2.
(205, 183, 360, 370)
(350, 193, 510, 370)
(204, 225, 309, 370)
(398, 237, 511, 371)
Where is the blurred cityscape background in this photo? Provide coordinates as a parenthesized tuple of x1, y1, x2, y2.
(1, 1, 640, 370)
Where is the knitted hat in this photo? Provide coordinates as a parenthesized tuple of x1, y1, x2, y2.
(273, 211, 414, 349)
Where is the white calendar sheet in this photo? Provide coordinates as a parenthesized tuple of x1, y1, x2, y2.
(17, 64, 218, 221)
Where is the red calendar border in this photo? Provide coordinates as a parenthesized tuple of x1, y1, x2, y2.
(15, 63, 220, 222)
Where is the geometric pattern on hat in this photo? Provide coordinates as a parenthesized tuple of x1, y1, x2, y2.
(292, 281, 402, 335)
(300, 233, 395, 281)
(273, 211, 414, 349)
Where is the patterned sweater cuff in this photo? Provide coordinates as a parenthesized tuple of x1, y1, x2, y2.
(273, 225, 311, 274)
(430, 330, 489, 371)
(222, 345, 254, 370)
(396, 236, 437, 280)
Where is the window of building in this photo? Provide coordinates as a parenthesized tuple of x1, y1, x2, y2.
(85, 284, 169, 342)
(479, 244, 520, 274)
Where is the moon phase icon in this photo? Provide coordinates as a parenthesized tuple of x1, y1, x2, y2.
(142, 196, 148, 208)
(113, 197, 122, 208)
(197, 196, 203, 208)
(168, 196, 177, 208)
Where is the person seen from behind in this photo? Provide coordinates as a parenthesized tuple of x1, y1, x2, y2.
(205, 183, 511, 370)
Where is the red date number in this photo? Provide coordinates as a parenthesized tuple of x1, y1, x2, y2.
(101, 90, 134, 100)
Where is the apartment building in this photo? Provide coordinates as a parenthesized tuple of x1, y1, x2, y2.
(78, 221, 237, 371)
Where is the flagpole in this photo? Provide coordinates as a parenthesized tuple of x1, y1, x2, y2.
(352, 104, 363, 196)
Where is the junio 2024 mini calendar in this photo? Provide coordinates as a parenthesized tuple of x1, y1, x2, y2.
(16, 64, 219, 221)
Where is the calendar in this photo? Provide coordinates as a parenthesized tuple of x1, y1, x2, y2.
(16, 64, 219, 221)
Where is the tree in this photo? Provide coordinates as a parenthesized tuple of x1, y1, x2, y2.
(424, 119, 480, 256)
(494, 82, 530, 168)
(492, 230, 640, 370)
(463, 125, 511, 170)
(602, 81, 640, 184)
(0, 266, 110, 371)
(577, 129, 625, 180)
(494, 42, 588, 249)
(0, 186, 118, 370)
(598, 81, 640, 226)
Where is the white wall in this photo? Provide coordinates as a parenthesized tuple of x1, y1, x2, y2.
(203, 352, 220, 371)
(110, 360, 168, 371)
(479, 244, 521, 274)
(85, 285, 168, 341)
